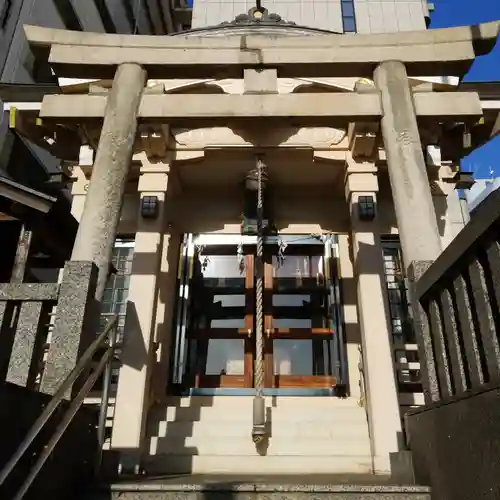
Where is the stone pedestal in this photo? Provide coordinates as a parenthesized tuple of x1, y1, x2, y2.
(71, 63, 147, 301)
(111, 164, 171, 471)
(374, 61, 442, 268)
(40, 261, 98, 398)
(345, 160, 402, 473)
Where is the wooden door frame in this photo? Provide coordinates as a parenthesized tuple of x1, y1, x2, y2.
(192, 254, 255, 388)
(263, 250, 337, 389)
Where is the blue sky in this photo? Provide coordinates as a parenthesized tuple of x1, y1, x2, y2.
(430, 0, 500, 179)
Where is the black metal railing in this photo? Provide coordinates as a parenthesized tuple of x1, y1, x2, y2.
(409, 187, 500, 405)
(0, 315, 118, 500)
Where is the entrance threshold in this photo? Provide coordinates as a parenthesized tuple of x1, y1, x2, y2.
(179, 388, 338, 396)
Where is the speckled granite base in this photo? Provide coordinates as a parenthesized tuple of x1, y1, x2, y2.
(81, 479, 431, 500)
(40, 261, 97, 398)
(104, 494, 430, 500)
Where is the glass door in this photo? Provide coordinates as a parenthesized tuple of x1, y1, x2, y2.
(182, 240, 255, 388)
(170, 234, 347, 394)
(263, 242, 337, 388)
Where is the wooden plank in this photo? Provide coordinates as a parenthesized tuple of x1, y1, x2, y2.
(197, 375, 247, 388)
(245, 255, 254, 388)
(274, 375, 336, 388)
(268, 328, 334, 339)
(264, 259, 274, 388)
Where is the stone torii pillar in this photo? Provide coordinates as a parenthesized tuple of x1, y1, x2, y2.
(71, 63, 147, 300)
(374, 61, 442, 269)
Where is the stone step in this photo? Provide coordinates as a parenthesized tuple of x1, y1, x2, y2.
(141, 454, 375, 475)
(148, 436, 372, 456)
(165, 396, 361, 408)
(149, 419, 370, 440)
(84, 478, 431, 500)
(150, 405, 367, 424)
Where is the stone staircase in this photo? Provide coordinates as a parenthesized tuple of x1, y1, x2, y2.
(143, 396, 373, 475)
(80, 396, 431, 499)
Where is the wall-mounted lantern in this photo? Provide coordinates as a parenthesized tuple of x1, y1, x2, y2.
(141, 195, 159, 219)
(357, 195, 376, 221)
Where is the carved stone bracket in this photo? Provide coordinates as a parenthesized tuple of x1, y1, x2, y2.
(172, 126, 347, 149)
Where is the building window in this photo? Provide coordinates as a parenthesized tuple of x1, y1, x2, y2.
(381, 236, 422, 391)
(381, 237, 413, 344)
(101, 238, 135, 343)
(341, 0, 357, 33)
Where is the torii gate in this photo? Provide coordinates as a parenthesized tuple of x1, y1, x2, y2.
(13, 20, 500, 472)
(21, 21, 500, 296)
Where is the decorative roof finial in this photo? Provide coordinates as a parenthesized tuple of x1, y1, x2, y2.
(222, 7, 296, 26)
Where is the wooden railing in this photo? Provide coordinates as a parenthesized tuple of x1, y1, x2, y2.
(409, 186, 500, 405)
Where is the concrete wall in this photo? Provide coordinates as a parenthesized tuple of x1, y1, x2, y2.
(406, 385, 500, 500)
(192, 0, 429, 32)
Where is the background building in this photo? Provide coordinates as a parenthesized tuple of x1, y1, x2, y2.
(0, 0, 192, 283)
(0, 0, 193, 185)
(192, 0, 432, 32)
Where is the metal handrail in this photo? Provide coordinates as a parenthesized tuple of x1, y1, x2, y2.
(0, 314, 119, 499)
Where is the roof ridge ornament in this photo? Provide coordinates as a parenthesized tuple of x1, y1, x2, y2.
(221, 7, 296, 26)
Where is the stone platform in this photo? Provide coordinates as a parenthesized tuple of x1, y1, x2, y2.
(81, 474, 431, 500)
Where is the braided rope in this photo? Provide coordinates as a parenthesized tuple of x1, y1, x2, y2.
(255, 158, 265, 396)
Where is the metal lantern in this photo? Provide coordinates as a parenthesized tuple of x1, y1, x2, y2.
(357, 195, 376, 221)
(140, 195, 159, 219)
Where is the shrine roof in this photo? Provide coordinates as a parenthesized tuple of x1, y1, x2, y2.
(173, 7, 343, 38)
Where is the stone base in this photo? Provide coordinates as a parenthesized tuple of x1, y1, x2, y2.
(390, 451, 416, 485)
(406, 384, 500, 500)
(84, 478, 431, 500)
